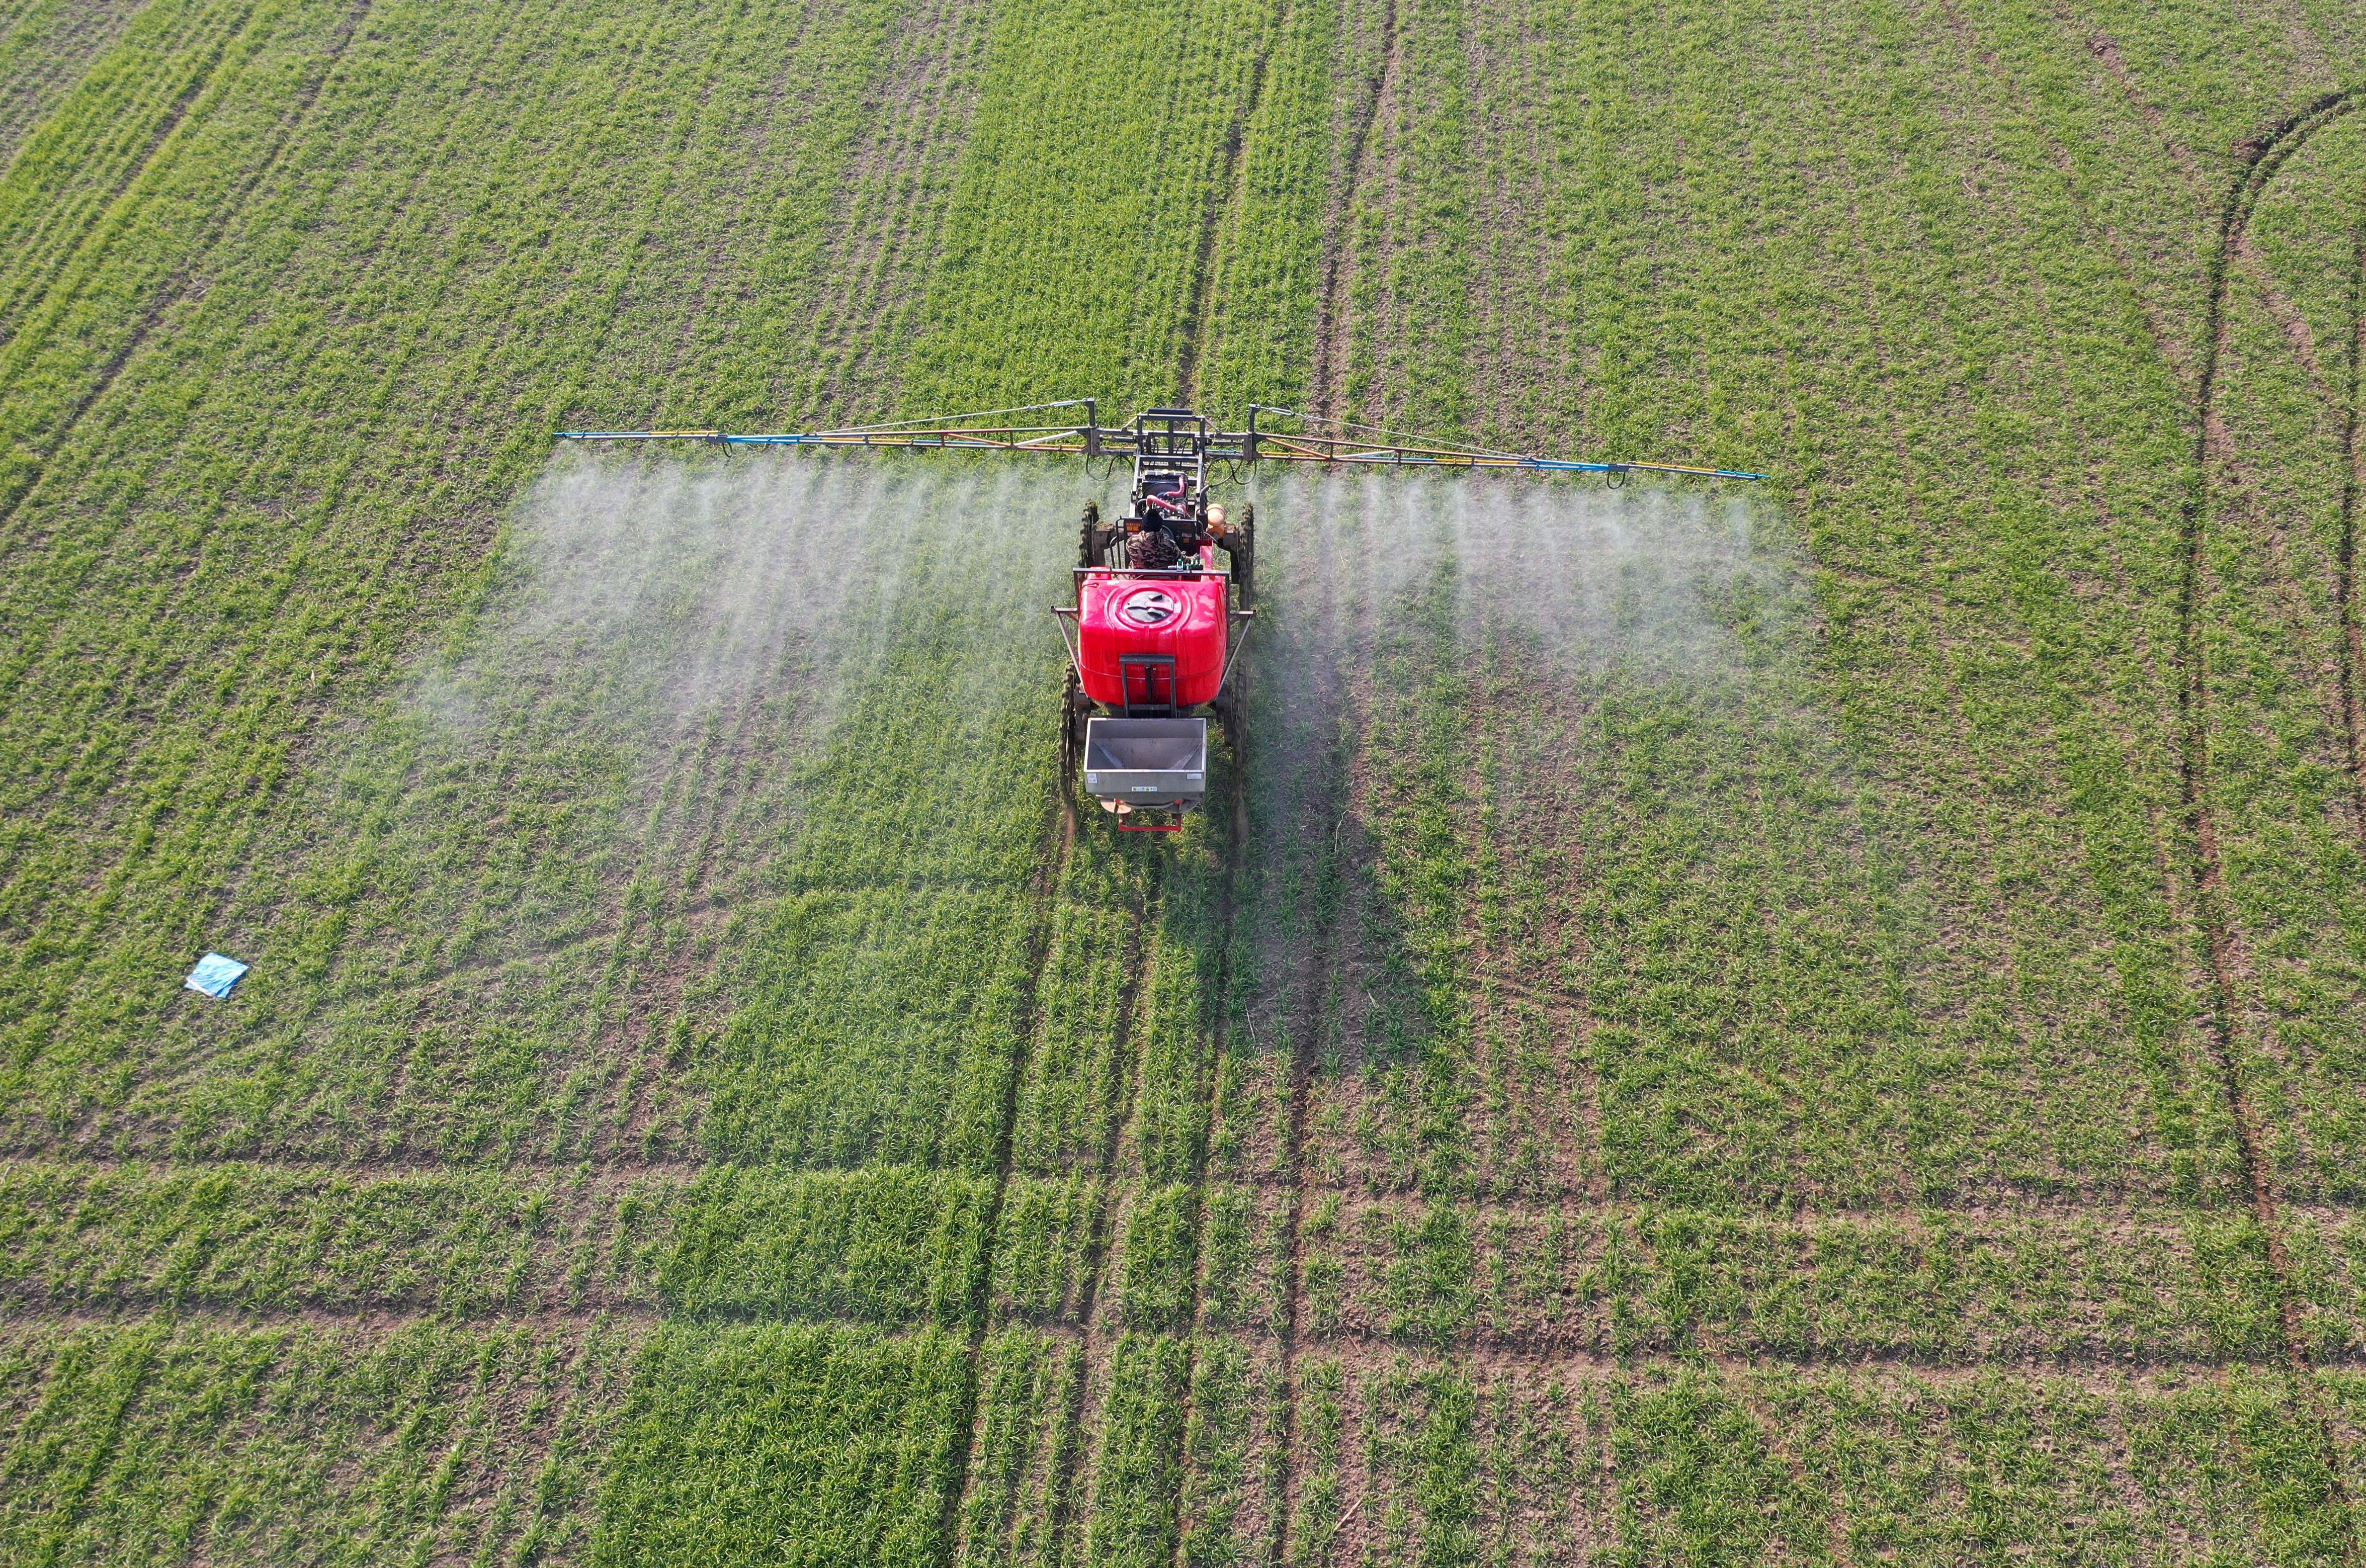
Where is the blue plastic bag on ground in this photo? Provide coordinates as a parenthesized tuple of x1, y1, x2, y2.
(185, 953, 249, 999)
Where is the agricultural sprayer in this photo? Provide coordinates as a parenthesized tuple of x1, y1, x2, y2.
(556, 402, 1766, 830)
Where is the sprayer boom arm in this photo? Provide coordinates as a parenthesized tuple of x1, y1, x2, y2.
(553, 400, 1769, 482)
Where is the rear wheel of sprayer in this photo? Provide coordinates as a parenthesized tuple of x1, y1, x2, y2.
(1231, 503, 1255, 609)
(1211, 680, 1243, 752)
(1059, 666, 1091, 779)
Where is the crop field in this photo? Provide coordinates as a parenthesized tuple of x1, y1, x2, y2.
(0, 0, 2364, 1559)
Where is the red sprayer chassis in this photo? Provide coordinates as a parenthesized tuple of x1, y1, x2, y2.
(1052, 409, 1254, 829)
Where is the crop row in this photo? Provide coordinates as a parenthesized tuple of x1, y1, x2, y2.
(0, 1158, 1130, 1328)
(18, 1153, 2362, 1368)
(0, 0, 151, 168)
(2179, 111, 2366, 1204)
(5, 1311, 2350, 1565)
(0, 1314, 638, 1565)
(897, 0, 1286, 412)
(0, 0, 1023, 1162)
(953, 1331, 2361, 1565)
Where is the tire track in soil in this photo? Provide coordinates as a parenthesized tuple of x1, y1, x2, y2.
(2178, 82, 2364, 1551)
(935, 792, 1084, 1568)
(0, 0, 375, 545)
(1177, 0, 1284, 406)
(2339, 202, 2366, 851)
(2077, 24, 2341, 405)
(1308, 0, 1398, 421)
(1259, 734, 1352, 1568)
(951, 794, 1241, 1564)
(1952, 5, 2366, 1192)
(0, 0, 258, 342)
(1150, 758, 1249, 1564)
(1017, 884, 1153, 1568)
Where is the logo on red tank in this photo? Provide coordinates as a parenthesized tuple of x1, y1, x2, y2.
(1120, 589, 1181, 627)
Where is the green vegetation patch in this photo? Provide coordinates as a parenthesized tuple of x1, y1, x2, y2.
(590, 1322, 969, 1568)
(0, 1314, 637, 1565)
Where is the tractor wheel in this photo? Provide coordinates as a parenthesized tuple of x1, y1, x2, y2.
(1233, 503, 1256, 609)
(1060, 667, 1086, 777)
(1061, 668, 1096, 773)
(1079, 502, 1103, 567)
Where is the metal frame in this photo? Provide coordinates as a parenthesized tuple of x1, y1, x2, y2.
(555, 399, 1771, 482)
(1119, 653, 1178, 717)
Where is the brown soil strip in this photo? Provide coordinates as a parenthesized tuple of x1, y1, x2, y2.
(29, 1150, 2366, 1227)
(1281, 1317, 2352, 1373)
(2077, 32, 2212, 184)
(2176, 82, 2364, 1553)
(0, 1152, 709, 1183)
(1269, 1332, 2366, 1389)
(980, 1157, 2366, 1211)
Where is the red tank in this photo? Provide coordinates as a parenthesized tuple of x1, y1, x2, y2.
(1077, 565, 1229, 710)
